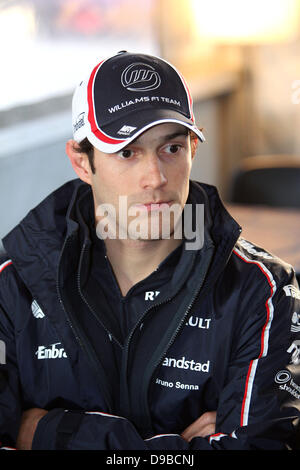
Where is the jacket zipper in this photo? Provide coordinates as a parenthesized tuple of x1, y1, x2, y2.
(56, 235, 114, 411)
(77, 242, 123, 349)
(137, 227, 242, 435)
(120, 296, 171, 418)
(121, 244, 214, 434)
(56, 235, 85, 349)
(142, 280, 210, 435)
(139, 246, 214, 435)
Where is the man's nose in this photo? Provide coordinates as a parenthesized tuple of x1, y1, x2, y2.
(140, 153, 167, 190)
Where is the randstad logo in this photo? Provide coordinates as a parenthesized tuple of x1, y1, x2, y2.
(162, 355, 210, 372)
(121, 63, 161, 92)
(35, 342, 67, 360)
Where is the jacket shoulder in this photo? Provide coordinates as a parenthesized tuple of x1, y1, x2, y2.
(0, 254, 33, 328)
(233, 237, 296, 286)
(0, 255, 15, 309)
(0, 256, 13, 276)
(0, 254, 25, 299)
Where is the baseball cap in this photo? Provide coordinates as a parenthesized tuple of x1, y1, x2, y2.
(72, 50, 205, 153)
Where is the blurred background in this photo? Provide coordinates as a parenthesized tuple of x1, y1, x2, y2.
(1, 0, 300, 263)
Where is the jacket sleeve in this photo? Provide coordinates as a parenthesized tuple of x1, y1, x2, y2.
(0, 262, 22, 449)
(32, 409, 211, 450)
(31, 269, 300, 451)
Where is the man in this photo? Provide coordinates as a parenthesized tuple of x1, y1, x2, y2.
(0, 51, 299, 450)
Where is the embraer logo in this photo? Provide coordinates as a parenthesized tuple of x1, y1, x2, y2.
(35, 342, 67, 360)
(121, 63, 161, 92)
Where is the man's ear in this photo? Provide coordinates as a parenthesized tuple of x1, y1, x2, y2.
(191, 136, 198, 160)
(66, 139, 92, 185)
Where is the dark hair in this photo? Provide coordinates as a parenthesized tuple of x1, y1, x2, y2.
(73, 138, 96, 174)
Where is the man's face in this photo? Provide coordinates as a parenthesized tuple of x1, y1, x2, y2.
(90, 122, 196, 241)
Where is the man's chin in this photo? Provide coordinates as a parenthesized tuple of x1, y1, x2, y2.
(126, 227, 178, 242)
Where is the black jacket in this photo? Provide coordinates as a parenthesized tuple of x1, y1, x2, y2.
(0, 179, 299, 450)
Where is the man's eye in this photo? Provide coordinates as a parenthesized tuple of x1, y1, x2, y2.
(165, 144, 181, 154)
(118, 149, 133, 159)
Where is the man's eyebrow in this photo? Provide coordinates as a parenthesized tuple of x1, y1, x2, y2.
(162, 129, 189, 142)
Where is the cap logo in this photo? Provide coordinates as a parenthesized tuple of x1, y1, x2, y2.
(121, 62, 161, 92)
(117, 125, 137, 136)
(73, 112, 85, 133)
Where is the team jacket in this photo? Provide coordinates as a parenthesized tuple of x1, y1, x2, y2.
(0, 179, 300, 450)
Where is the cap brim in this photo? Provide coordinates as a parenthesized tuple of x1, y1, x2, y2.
(85, 108, 205, 154)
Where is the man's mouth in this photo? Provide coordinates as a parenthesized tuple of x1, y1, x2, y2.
(131, 201, 174, 212)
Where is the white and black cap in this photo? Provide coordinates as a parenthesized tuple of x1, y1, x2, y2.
(72, 51, 205, 153)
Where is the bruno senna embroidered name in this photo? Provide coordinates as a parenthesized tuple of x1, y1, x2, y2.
(156, 378, 199, 390)
(162, 356, 210, 372)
